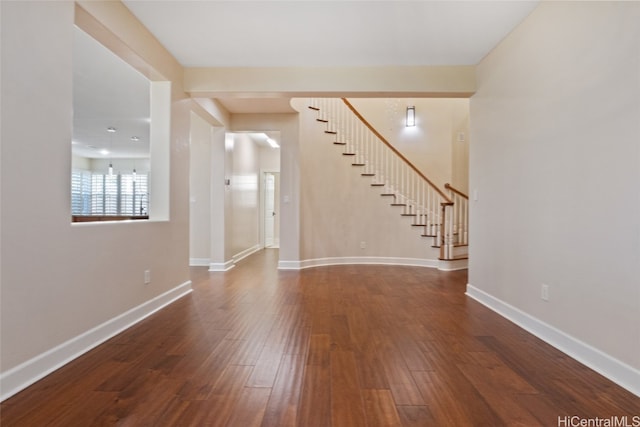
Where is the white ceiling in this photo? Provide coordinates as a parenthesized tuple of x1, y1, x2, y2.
(123, 1, 539, 67)
(73, 1, 540, 158)
(123, 0, 538, 113)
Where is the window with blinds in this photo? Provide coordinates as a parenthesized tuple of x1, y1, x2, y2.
(71, 170, 91, 215)
(72, 170, 148, 217)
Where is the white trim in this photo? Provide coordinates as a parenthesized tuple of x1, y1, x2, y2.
(189, 258, 210, 267)
(466, 284, 640, 398)
(232, 245, 261, 264)
(267, 237, 280, 249)
(208, 245, 261, 272)
(208, 260, 235, 272)
(0, 281, 193, 402)
(278, 260, 302, 270)
(437, 258, 469, 271)
(278, 256, 440, 270)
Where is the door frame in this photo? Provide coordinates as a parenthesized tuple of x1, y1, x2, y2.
(259, 168, 280, 248)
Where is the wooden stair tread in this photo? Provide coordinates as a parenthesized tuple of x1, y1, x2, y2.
(308, 102, 470, 267)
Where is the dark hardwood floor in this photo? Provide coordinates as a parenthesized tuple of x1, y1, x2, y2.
(1, 248, 638, 426)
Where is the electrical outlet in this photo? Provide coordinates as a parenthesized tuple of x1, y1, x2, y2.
(360, 241, 366, 249)
(541, 284, 549, 301)
(144, 270, 151, 284)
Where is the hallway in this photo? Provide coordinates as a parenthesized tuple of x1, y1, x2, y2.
(1, 250, 638, 426)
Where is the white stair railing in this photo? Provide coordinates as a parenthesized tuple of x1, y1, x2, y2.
(445, 183, 469, 247)
(308, 98, 460, 260)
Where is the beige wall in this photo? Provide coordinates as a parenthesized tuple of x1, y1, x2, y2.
(259, 145, 281, 171)
(469, 0, 640, 389)
(348, 98, 469, 192)
(231, 114, 300, 263)
(188, 100, 229, 268)
(0, 1, 191, 394)
(189, 112, 212, 262)
(227, 134, 260, 257)
(450, 105, 470, 194)
(293, 99, 441, 263)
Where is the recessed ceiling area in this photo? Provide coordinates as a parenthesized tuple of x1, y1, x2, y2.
(72, 26, 150, 159)
(122, 1, 539, 68)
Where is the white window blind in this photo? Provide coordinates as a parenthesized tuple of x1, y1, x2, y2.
(72, 170, 149, 216)
(121, 174, 149, 216)
(71, 170, 91, 215)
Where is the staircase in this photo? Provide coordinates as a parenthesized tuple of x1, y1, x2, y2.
(307, 98, 468, 263)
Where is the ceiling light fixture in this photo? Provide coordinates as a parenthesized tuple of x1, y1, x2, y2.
(131, 136, 140, 142)
(406, 106, 416, 127)
(266, 137, 279, 148)
(107, 127, 116, 175)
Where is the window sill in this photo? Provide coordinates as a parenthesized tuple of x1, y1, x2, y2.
(71, 215, 149, 223)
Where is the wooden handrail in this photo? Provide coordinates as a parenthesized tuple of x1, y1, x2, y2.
(341, 98, 453, 204)
(444, 183, 468, 199)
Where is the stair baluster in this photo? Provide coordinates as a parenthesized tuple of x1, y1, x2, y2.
(308, 98, 466, 261)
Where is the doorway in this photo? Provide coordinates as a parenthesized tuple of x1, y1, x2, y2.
(263, 171, 280, 248)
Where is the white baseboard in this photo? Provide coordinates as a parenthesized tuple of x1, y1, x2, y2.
(208, 245, 261, 272)
(278, 256, 440, 270)
(189, 258, 210, 267)
(232, 245, 261, 264)
(466, 284, 640, 397)
(278, 260, 302, 270)
(0, 281, 193, 402)
(437, 258, 468, 271)
(208, 260, 235, 272)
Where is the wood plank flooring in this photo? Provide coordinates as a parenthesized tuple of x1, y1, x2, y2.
(1, 249, 638, 426)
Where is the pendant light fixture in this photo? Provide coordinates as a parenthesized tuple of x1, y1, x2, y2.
(131, 136, 139, 181)
(107, 127, 116, 175)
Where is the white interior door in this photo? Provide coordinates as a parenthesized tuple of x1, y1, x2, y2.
(264, 172, 276, 247)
